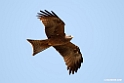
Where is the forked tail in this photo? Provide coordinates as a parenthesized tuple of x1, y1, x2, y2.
(27, 39, 51, 56)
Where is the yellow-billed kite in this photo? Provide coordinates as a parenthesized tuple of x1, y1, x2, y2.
(27, 10, 83, 74)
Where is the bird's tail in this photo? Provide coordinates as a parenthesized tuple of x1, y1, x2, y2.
(27, 39, 51, 56)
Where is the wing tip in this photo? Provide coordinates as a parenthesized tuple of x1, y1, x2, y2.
(66, 56, 83, 75)
(37, 10, 59, 19)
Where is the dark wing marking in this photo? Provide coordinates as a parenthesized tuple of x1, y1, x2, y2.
(44, 10, 54, 16)
(53, 42, 83, 74)
(37, 10, 65, 38)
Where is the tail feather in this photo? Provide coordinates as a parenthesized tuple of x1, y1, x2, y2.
(27, 39, 51, 56)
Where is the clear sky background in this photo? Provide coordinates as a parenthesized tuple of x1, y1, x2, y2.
(0, 0, 124, 83)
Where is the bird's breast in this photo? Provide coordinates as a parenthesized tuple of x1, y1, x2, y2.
(48, 37, 70, 46)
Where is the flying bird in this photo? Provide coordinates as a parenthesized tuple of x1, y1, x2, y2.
(27, 10, 83, 74)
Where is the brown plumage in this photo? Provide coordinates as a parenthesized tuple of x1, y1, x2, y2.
(27, 10, 83, 75)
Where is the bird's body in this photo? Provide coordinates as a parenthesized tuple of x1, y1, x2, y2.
(27, 10, 83, 74)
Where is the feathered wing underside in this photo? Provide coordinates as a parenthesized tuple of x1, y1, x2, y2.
(27, 39, 51, 56)
(37, 10, 65, 38)
(53, 42, 83, 74)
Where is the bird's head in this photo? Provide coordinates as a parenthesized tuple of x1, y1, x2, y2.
(65, 35, 73, 41)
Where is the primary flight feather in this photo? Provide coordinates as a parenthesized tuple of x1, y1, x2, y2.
(27, 10, 83, 74)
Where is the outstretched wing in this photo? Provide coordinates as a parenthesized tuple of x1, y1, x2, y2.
(53, 42, 83, 74)
(37, 10, 65, 38)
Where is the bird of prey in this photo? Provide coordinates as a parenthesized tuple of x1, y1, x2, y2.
(27, 10, 83, 75)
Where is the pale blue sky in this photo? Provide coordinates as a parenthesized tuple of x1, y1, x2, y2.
(0, 0, 124, 83)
